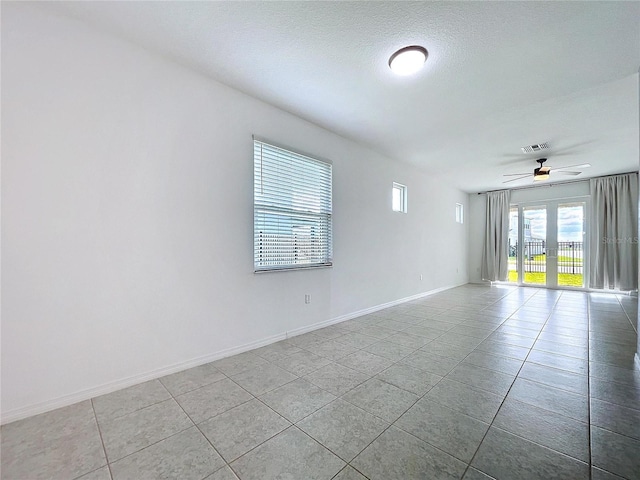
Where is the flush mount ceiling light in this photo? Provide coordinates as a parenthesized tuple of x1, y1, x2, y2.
(388, 45, 428, 76)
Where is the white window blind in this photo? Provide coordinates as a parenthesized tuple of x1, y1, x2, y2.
(254, 139, 333, 272)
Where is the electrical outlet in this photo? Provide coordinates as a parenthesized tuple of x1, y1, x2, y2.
(420, 274, 423, 281)
(305, 294, 311, 304)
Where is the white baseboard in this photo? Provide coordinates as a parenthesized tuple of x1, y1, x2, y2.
(1, 282, 464, 425)
(1, 333, 286, 425)
(285, 282, 466, 338)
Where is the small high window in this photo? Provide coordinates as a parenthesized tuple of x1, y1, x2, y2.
(392, 183, 407, 213)
(456, 203, 464, 223)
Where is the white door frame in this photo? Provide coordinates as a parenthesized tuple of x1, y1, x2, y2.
(511, 195, 590, 290)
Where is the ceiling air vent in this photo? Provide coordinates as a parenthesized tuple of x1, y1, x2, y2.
(521, 142, 550, 154)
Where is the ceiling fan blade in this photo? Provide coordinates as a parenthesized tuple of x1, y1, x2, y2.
(502, 175, 531, 184)
(553, 163, 591, 171)
(554, 171, 582, 176)
(503, 173, 530, 176)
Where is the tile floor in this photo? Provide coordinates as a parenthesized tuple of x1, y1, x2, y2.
(2, 284, 640, 480)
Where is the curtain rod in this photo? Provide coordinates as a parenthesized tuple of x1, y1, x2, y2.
(476, 171, 638, 195)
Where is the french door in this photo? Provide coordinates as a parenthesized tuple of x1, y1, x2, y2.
(508, 200, 587, 288)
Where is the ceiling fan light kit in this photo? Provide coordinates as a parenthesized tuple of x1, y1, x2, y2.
(534, 158, 550, 181)
(502, 157, 591, 184)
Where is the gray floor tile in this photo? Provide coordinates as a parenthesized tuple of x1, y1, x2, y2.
(446, 324, 495, 339)
(304, 362, 369, 396)
(590, 398, 640, 441)
(375, 363, 441, 395)
(159, 363, 226, 396)
(401, 324, 445, 340)
(175, 377, 253, 424)
(337, 350, 393, 376)
(496, 323, 542, 338)
(334, 332, 380, 348)
(76, 466, 112, 480)
(537, 330, 589, 347)
(493, 398, 589, 462)
(533, 339, 588, 359)
(341, 378, 418, 422)
(5, 286, 640, 480)
(591, 426, 640, 480)
(589, 361, 640, 386)
(375, 319, 410, 331)
(313, 325, 350, 340)
(230, 427, 344, 480)
(351, 426, 467, 480)
(212, 352, 267, 377)
(589, 341, 637, 369)
(590, 377, 640, 410)
(337, 319, 366, 332)
(205, 466, 240, 480)
(356, 325, 396, 339)
(592, 330, 638, 347)
(543, 323, 588, 338)
(199, 399, 290, 462)
(1, 417, 107, 480)
(471, 427, 589, 480)
(230, 363, 298, 396)
(462, 468, 495, 480)
(297, 398, 388, 462)
(395, 398, 489, 462)
(486, 332, 536, 349)
(420, 339, 477, 360)
(507, 377, 588, 422)
(462, 350, 524, 376)
(286, 332, 326, 349)
(362, 340, 415, 362)
(259, 378, 336, 422)
(476, 339, 530, 360)
(518, 362, 589, 395)
(92, 380, 170, 421)
(274, 350, 332, 376)
(437, 331, 485, 349)
(591, 467, 627, 480)
(110, 427, 224, 480)
(352, 314, 386, 328)
(423, 378, 504, 423)
(446, 363, 515, 396)
(421, 319, 460, 332)
(333, 465, 369, 480)
(1, 400, 98, 453)
(99, 398, 192, 462)
(385, 331, 431, 348)
(252, 341, 303, 362)
(401, 350, 460, 376)
(305, 338, 360, 361)
(527, 350, 588, 375)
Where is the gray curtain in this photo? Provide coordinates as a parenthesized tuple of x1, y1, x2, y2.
(590, 173, 638, 291)
(481, 190, 511, 282)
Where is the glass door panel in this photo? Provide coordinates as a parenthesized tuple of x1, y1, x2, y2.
(557, 203, 585, 287)
(523, 206, 547, 285)
(508, 206, 519, 283)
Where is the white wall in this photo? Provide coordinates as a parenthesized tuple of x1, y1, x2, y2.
(468, 181, 590, 283)
(1, 4, 469, 422)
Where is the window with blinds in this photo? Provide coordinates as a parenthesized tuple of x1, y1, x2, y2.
(253, 139, 333, 272)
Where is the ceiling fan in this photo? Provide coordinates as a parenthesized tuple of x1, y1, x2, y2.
(502, 158, 591, 184)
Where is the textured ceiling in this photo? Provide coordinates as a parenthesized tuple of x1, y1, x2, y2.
(34, 1, 640, 192)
